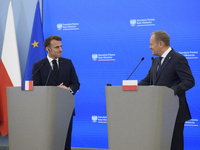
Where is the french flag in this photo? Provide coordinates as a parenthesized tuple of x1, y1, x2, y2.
(21, 81, 33, 91)
(122, 80, 138, 91)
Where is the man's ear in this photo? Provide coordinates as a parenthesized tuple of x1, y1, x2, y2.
(45, 47, 50, 52)
(159, 41, 164, 47)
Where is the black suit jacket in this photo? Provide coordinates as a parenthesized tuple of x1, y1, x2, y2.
(139, 49, 195, 123)
(32, 57, 80, 93)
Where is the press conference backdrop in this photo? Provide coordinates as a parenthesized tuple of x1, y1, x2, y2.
(43, 0, 200, 149)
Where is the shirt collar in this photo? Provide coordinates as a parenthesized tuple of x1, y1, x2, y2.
(47, 55, 59, 62)
(47, 55, 59, 67)
(161, 47, 172, 58)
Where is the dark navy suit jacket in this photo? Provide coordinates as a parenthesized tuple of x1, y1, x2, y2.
(32, 57, 80, 93)
(139, 49, 195, 123)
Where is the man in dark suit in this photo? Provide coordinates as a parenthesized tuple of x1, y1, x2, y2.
(32, 35, 80, 150)
(139, 30, 195, 150)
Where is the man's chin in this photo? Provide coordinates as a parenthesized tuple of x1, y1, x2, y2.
(152, 52, 157, 56)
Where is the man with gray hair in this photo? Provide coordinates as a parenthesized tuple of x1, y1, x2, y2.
(139, 30, 195, 150)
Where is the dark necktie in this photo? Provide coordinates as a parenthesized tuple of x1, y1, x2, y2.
(52, 59, 59, 79)
(157, 57, 163, 75)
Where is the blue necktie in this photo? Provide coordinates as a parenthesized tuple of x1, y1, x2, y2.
(157, 57, 163, 75)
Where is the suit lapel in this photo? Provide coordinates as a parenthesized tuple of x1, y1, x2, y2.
(44, 57, 51, 71)
(58, 58, 64, 83)
(152, 58, 159, 84)
(154, 49, 175, 84)
(44, 57, 57, 82)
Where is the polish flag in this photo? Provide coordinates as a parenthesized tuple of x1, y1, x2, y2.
(122, 80, 138, 91)
(0, 1, 21, 137)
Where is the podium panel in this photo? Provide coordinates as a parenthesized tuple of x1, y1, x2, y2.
(106, 86, 179, 150)
(7, 86, 75, 150)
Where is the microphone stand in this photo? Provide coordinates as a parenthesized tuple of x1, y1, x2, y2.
(127, 57, 144, 80)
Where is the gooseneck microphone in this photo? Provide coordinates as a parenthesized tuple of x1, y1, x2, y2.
(126, 57, 145, 80)
(29, 62, 45, 80)
(45, 67, 52, 86)
(151, 57, 154, 62)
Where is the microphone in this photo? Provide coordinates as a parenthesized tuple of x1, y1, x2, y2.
(29, 62, 45, 80)
(150, 57, 154, 85)
(45, 67, 52, 86)
(126, 57, 145, 80)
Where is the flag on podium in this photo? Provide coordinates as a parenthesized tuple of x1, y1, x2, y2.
(24, 1, 46, 81)
(122, 80, 138, 91)
(21, 81, 33, 91)
(0, 1, 21, 137)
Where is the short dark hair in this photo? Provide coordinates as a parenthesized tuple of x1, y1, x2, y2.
(44, 35, 62, 48)
(151, 30, 170, 46)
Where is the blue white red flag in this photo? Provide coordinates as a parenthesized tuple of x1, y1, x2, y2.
(21, 81, 33, 91)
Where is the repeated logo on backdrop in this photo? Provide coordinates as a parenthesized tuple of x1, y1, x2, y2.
(130, 18, 155, 27)
(185, 119, 199, 126)
(178, 51, 198, 59)
(92, 53, 116, 61)
(91, 115, 107, 123)
(57, 23, 79, 30)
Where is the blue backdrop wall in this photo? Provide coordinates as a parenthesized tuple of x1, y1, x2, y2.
(43, 0, 200, 149)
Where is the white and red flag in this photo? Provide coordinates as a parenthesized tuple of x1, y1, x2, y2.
(122, 80, 138, 91)
(0, 1, 21, 137)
